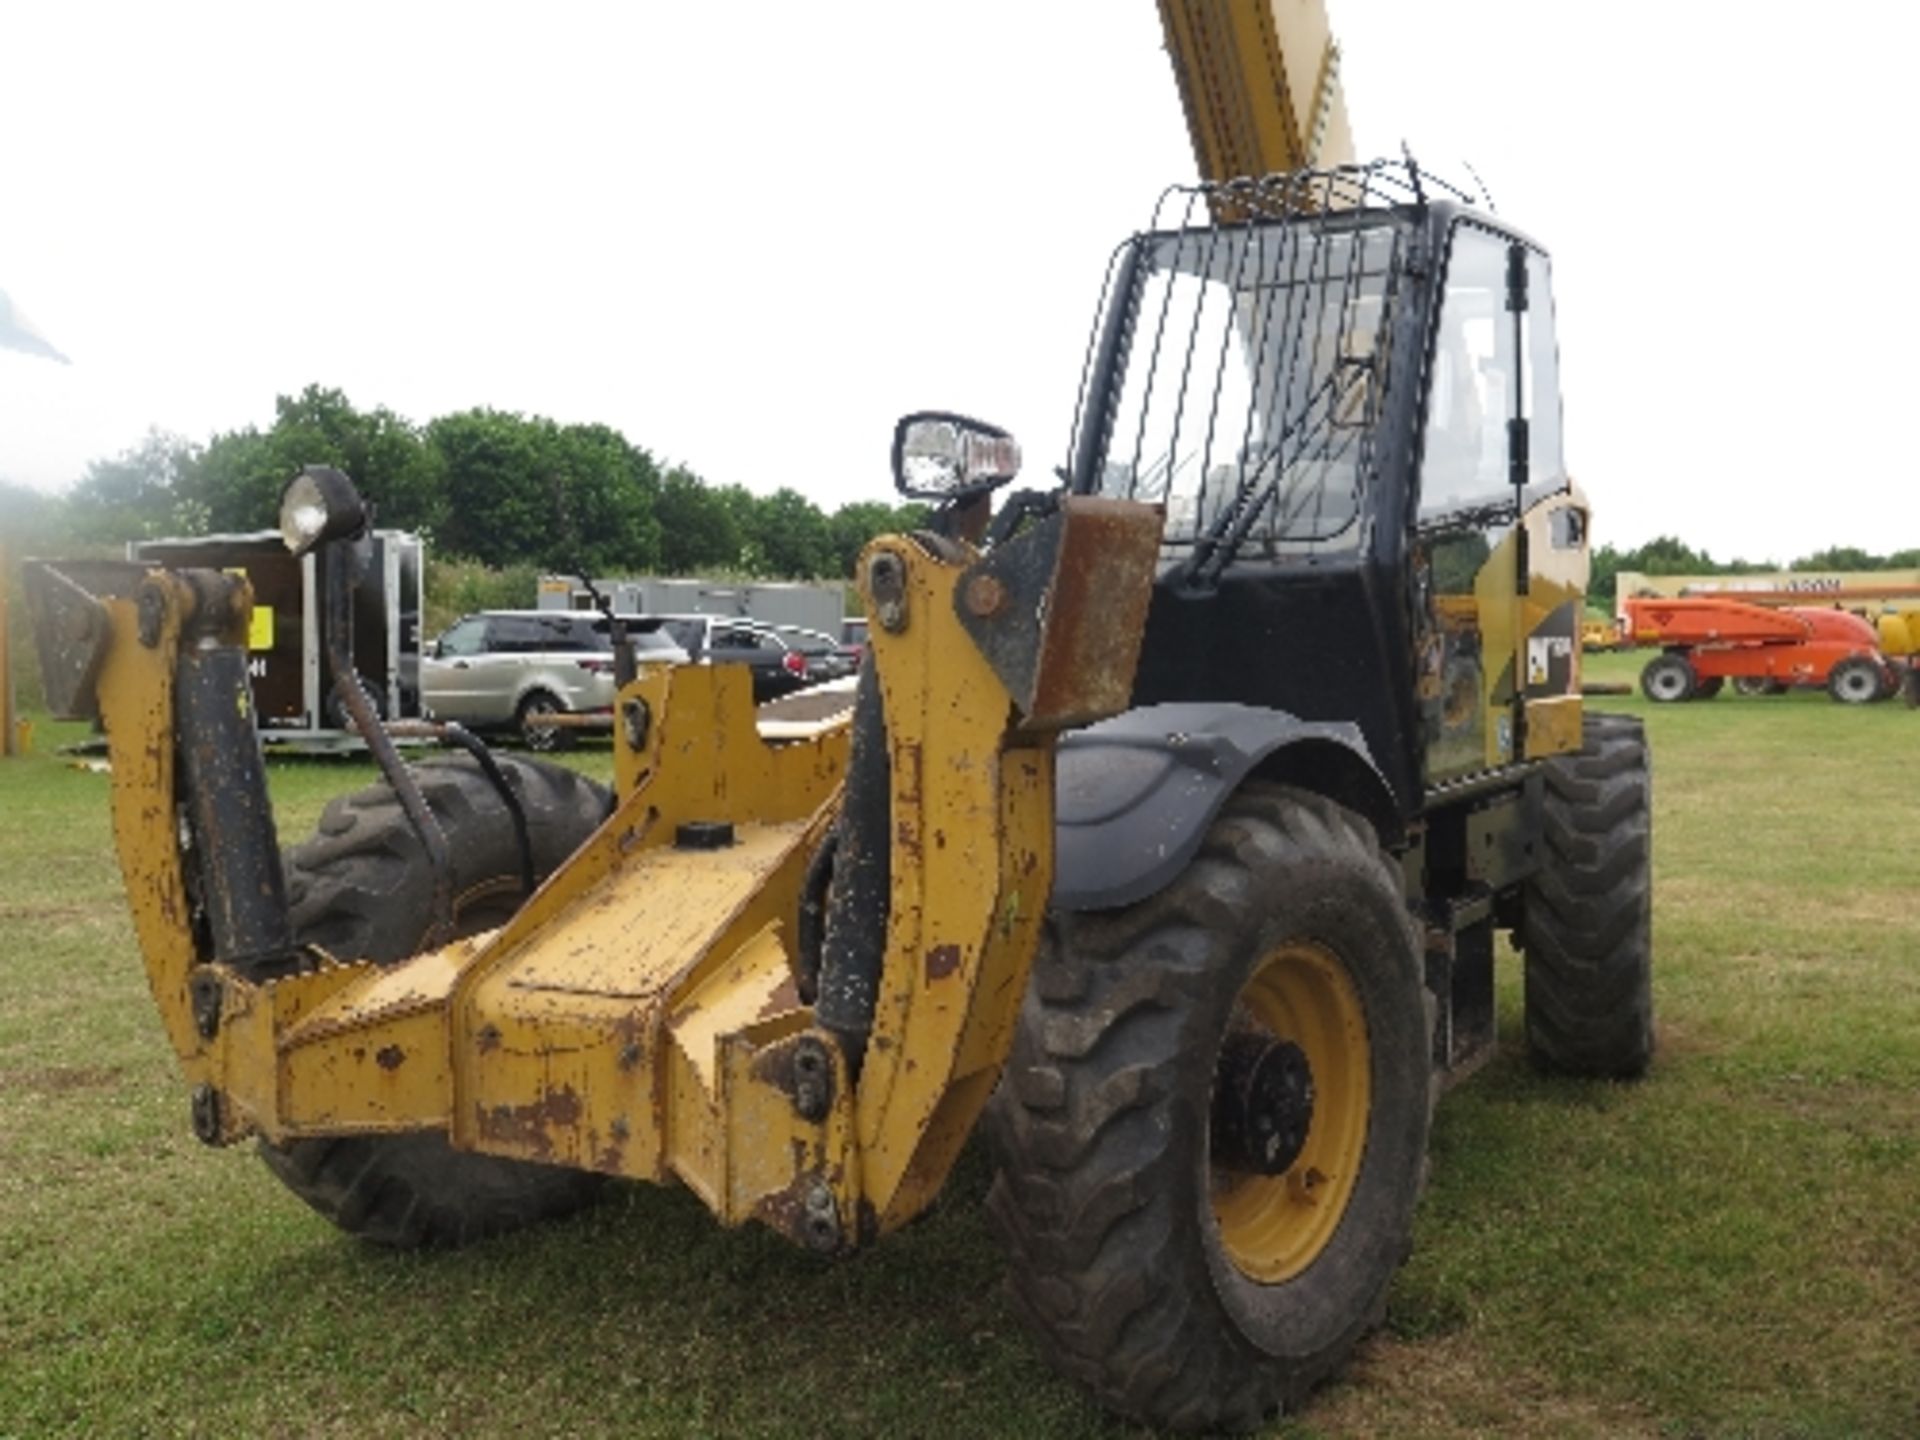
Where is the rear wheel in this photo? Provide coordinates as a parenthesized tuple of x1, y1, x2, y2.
(1639, 653, 1697, 703)
(1827, 658, 1883, 705)
(1521, 713, 1654, 1078)
(988, 786, 1430, 1431)
(516, 689, 573, 751)
(258, 755, 614, 1247)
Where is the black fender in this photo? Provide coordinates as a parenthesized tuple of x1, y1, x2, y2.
(1052, 703, 1403, 912)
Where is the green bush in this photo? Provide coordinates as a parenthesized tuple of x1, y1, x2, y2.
(423, 555, 539, 638)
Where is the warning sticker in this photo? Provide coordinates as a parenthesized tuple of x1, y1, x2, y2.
(1527, 635, 1573, 691)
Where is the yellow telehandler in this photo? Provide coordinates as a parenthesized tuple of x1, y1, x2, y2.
(24, 7, 1655, 1431)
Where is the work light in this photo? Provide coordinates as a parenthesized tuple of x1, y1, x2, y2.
(279, 466, 367, 556)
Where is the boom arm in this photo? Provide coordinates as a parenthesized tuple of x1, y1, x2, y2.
(1156, 0, 1354, 187)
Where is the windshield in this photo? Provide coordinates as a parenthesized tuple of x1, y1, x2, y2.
(1089, 217, 1405, 571)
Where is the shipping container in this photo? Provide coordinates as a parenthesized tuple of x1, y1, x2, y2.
(537, 575, 846, 637)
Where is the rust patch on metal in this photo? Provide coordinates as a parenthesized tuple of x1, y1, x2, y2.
(374, 1045, 405, 1071)
(1028, 499, 1162, 728)
(475, 1023, 502, 1054)
(475, 1086, 584, 1161)
(758, 973, 801, 1020)
(896, 743, 923, 803)
(613, 1013, 647, 1071)
(595, 1114, 631, 1174)
(964, 572, 1007, 618)
(924, 944, 962, 983)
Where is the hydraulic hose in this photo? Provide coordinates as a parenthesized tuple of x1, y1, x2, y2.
(812, 665, 891, 1078)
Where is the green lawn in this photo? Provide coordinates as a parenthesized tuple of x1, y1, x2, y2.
(1, 656, 1916, 1438)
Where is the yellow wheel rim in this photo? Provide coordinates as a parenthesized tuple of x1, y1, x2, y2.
(1211, 941, 1370, 1284)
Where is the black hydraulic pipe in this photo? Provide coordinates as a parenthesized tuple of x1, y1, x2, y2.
(322, 542, 455, 945)
(175, 637, 294, 972)
(793, 829, 839, 1005)
(437, 722, 536, 899)
(813, 665, 891, 1077)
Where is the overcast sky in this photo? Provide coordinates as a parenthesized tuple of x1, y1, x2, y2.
(1, 1, 1913, 561)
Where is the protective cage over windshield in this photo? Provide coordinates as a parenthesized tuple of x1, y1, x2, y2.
(1069, 164, 1452, 586)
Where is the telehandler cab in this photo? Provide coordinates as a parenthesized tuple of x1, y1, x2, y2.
(27, 160, 1652, 1432)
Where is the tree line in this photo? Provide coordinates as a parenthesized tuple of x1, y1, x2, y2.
(8, 410, 1917, 599)
(42, 385, 927, 581)
(1590, 535, 1920, 607)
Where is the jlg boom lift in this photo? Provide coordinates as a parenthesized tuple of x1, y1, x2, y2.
(25, 2, 1653, 1429)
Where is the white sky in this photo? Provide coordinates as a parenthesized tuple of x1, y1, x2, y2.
(1, 1, 1914, 560)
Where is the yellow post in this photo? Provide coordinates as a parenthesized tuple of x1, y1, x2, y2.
(0, 542, 14, 757)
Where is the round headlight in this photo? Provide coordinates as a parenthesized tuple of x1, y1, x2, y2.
(279, 466, 367, 556)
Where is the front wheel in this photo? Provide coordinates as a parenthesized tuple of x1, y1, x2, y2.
(1640, 653, 1697, 703)
(516, 689, 573, 751)
(987, 786, 1431, 1431)
(1828, 657, 1884, 705)
(1521, 713, 1654, 1078)
(259, 755, 614, 1247)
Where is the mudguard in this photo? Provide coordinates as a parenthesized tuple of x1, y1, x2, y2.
(1052, 703, 1402, 912)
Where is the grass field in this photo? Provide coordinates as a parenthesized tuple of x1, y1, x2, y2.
(1, 651, 1916, 1438)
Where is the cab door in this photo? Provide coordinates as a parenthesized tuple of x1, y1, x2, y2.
(1415, 224, 1575, 783)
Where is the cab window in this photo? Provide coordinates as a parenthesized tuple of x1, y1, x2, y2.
(488, 617, 553, 653)
(1419, 226, 1566, 523)
(1420, 227, 1513, 520)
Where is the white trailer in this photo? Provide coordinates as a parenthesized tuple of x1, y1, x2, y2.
(132, 529, 425, 745)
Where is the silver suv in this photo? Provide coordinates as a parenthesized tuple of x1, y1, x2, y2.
(422, 610, 686, 749)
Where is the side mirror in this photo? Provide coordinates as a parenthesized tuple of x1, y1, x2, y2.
(891, 412, 1021, 501)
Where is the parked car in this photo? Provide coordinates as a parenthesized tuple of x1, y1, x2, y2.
(840, 617, 869, 668)
(652, 615, 838, 703)
(422, 610, 686, 749)
(772, 625, 860, 683)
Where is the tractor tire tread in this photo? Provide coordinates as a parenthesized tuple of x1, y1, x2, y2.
(987, 784, 1430, 1432)
(1521, 713, 1655, 1078)
(261, 754, 614, 1248)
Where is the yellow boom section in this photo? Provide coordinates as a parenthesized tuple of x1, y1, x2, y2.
(1157, 0, 1354, 183)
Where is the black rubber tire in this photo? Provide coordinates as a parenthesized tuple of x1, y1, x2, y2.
(1732, 676, 1785, 697)
(986, 785, 1431, 1432)
(516, 689, 573, 752)
(1639, 653, 1696, 703)
(258, 754, 615, 1248)
(1692, 676, 1724, 700)
(1827, 657, 1883, 706)
(1520, 713, 1654, 1079)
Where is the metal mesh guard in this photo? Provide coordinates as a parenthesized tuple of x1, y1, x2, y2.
(1070, 160, 1469, 584)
